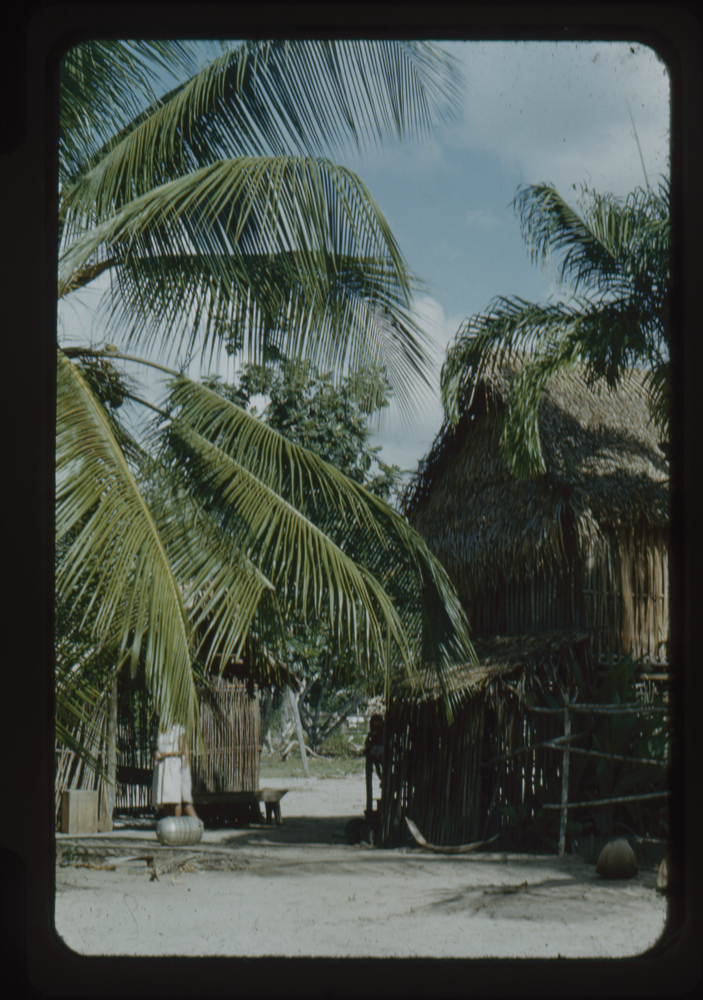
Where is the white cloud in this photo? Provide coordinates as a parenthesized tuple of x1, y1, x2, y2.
(443, 41, 670, 198)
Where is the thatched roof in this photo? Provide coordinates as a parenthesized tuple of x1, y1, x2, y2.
(392, 629, 593, 707)
(403, 362, 669, 596)
(209, 648, 301, 692)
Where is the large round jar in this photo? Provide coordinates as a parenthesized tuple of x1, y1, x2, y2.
(156, 815, 204, 846)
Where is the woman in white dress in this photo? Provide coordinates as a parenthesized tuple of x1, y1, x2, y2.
(152, 722, 201, 821)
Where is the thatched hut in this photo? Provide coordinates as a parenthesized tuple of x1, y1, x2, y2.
(379, 362, 669, 848)
(380, 630, 592, 848)
(403, 362, 669, 667)
(55, 647, 299, 825)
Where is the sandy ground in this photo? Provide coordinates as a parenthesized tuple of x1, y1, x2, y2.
(54, 775, 668, 959)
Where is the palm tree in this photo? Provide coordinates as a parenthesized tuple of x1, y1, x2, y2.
(56, 39, 475, 765)
(441, 178, 670, 480)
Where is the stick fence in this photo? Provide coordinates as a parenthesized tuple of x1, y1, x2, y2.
(528, 697, 669, 855)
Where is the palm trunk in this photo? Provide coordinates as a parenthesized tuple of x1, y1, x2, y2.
(99, 676, 118, 831)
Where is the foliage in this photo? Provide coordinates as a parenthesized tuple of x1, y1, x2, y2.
(567, 654, 669, 838)
(441, 178, 671, 479)
(518, 654, 668, 848)
(203, 358, 405, 502)
(56, 39, 473, 770)
(202, 358, 420, 749)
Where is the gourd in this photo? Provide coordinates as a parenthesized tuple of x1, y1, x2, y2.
(595, 836, 638, 879)
(156, 815, 204, 846)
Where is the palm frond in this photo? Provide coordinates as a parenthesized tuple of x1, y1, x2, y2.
(59, 156, 408, 295)
(56, 350, 199, 735)
(59, 156, 433, 413)
(59, 39, 206, 188)
(441, 296, 579, 425)
(163, 374, 475, 700)
(60, 40, 463, 221)
(98, 251, 431, 418)
(143, 466, 278, 670)
(514, 183, 625, 296)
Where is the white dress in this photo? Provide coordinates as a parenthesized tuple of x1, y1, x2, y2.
(152, 724, 192, 805)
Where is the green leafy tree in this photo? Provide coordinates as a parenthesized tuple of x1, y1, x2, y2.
(441, 178, 670, 480)
(57, 39, 474, 767)
(203, 358, 409, 749)
(205, 360, 404, 499)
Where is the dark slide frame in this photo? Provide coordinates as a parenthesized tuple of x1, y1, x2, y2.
(1, 4, 700, 997)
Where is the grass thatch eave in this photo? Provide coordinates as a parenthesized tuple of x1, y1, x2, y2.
(401, 361, 669, 597)
(391, 628, 593, 713)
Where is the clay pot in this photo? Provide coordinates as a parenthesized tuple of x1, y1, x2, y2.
(657, 853, 671, 892)
(596, 836, 638, 879)
(657, 851, 678, 892)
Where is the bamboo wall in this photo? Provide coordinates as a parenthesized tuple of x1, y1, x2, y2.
(469, 566, 579, 637)
(379, 644, 582, 849)
(379, 687, 565, 849)
(189, 679, 261, 793)
(467, 525, 669, 669)
(380, 697, 485, 848)
(581, 526, 669, 666)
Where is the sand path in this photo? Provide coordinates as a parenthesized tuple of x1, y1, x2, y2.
(54, 776, 668, 958)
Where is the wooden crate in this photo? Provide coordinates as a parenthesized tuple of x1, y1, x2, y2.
(60, 789, 99, 834)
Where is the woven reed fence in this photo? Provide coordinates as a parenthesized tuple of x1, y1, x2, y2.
(55, 670, 156, 820)
(380, 688, 566, 849)
(479, 689, 563, 842)
(379, 695, 485, 848)
(114, 671, 155, 811)
(189, 679, 261, 793)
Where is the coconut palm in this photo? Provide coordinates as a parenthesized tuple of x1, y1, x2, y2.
(57, 38, 474, 763)
(441, 178, 670, 480)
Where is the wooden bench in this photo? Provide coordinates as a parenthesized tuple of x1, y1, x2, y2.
(192, 788, 288, 826)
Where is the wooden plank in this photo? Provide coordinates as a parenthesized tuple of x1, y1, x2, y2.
(543, 790, 669, 810)
(192, 788, 288, 805)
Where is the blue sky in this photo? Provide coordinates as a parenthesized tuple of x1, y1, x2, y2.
(58, 40, 671, 478)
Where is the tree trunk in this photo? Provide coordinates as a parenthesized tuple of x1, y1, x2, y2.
(288, 686, 309, 777)
(99, 676, 117, 831)
(260, 688, 274, 756)
(310, 676, 328, 752)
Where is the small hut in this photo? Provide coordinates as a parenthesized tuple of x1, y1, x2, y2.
(379, 362, 669, 848)
(380, 630, 592, 848)
(188, 649, 300, 797)
(55, 646, 298, 826)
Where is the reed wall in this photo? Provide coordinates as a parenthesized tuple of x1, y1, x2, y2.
(189, 679, 261, 793)
(379, 686, 564, 849)
(466, 525, 669, 668)
(55, 676, 261, 820)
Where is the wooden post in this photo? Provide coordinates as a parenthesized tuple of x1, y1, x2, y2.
(288, 685, 309, 777)
(558, 701, 571, 857)
(365, 756, 374, 820)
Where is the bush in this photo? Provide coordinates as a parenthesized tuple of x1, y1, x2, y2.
(319, 726, 365, 759)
